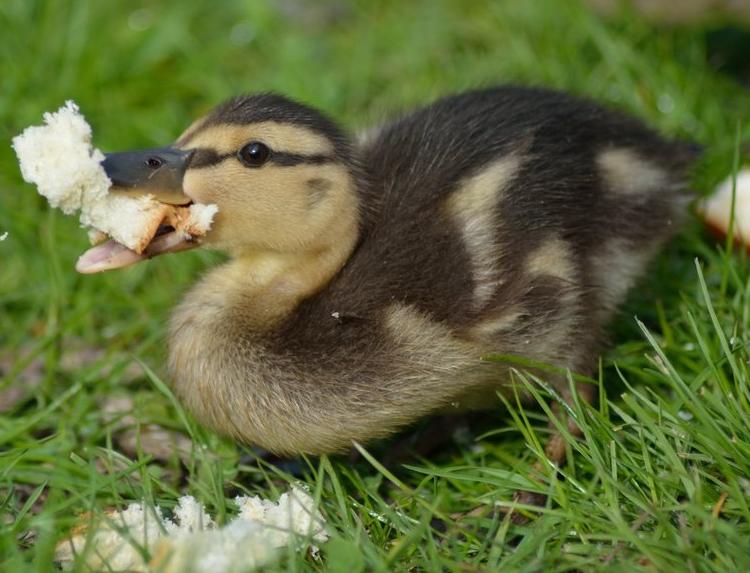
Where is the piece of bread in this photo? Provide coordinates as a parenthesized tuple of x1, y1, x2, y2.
(700, 168, 750, 248)
(54, 487, 327, 572)
(12, 101, 218, 254)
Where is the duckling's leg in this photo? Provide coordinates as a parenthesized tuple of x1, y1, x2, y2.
(546, 379, 597, 465)
(381, 414, 472, 464)
(510, 380, 596, 523)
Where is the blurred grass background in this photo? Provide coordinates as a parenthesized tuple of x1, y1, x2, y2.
(2, 0, 750, 571)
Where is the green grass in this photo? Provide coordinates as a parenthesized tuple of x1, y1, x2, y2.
(2, 0, 750, 571)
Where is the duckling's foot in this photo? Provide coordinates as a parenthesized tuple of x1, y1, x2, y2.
(239, 447, 306, 477)
(508, 463, 552, 524)
(510, 386, 596, 522)
(381, 414, 473, 464)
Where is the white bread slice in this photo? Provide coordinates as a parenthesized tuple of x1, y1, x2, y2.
(12, 101, 217, 254)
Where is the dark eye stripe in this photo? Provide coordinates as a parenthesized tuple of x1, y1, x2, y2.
(189, 148, 233, 169)
(189, 148, 336, 170)
(271, 152, 335, 166)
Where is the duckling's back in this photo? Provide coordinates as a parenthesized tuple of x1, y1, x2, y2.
(201, 87, 697, 453)
(281, 86, 694, 350)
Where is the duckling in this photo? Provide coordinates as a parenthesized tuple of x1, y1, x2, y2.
(98, 86, 697, 457)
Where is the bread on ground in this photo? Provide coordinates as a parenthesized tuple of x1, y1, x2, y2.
(700, 168, 750, 248)
(54, 486, 328, 572)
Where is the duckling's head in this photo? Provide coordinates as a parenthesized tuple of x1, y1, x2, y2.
(102, 97, 369, 451)
(104, 94, 361, 261)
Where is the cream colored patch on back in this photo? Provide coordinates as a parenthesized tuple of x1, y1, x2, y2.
(184, 122, 334, 157)
(598, 148, 668, 195)
(355, 125, 382, 148)
(527, 236, 575, 281)
(446, 155, 523, 309)
(517, 238, 583, 366)
(384, 303, 483, 381)
(591, 238, 652, 316)
(384, 303, 514, 411)
(385, 303, 465, 360)
(471, 309, 523, 339)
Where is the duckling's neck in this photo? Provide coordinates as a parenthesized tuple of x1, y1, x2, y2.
(189, 214, 359, 331)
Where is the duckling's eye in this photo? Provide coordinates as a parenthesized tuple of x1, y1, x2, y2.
(238, 142, 271, 168)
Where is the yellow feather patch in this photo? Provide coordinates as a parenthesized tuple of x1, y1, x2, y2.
(527, 237, 575, 281)
(590, 238, 653, 317)
(597, 148, 668, 195)
(445, 155, 523, 309)
(471, 309, 523, 338)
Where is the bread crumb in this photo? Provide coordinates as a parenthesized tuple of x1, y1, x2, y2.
(165, 495, 215, 535)
(54, 503, 167, 572)
(54, 486, 327, 572)
(187, 203, 220, 234)
(12, 101, 218, 254)
(700, 168, 750, 246)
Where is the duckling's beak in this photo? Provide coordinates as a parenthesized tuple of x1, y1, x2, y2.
(75, 146, 199, 274)
(102, 147, 194, 205)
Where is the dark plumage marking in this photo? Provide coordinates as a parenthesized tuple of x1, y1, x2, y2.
(273, 152, 336, 167)
(188, 147, 336, 170)
(307, 177, 332, 207)
(190, 148, 233, 169)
